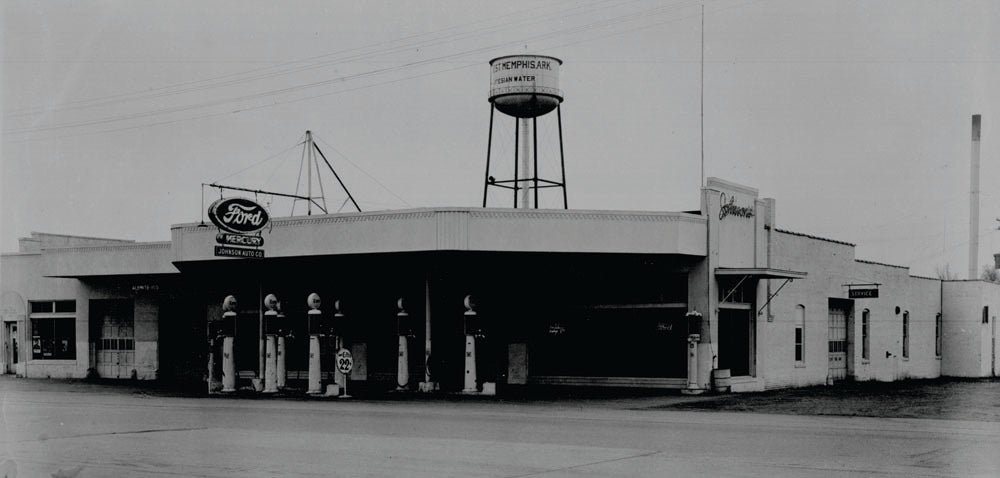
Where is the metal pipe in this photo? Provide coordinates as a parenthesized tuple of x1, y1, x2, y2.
(969, 114, 982, 279)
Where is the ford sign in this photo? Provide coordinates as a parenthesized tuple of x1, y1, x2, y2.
(208, 197, 270, 234)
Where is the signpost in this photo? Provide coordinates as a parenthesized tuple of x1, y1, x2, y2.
(336, 348, 353, 398)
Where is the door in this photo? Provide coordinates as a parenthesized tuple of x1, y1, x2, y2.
(718, 308, 752, 377)
(828, 306, 848, 381)
(3, 322, 17, 374)
(97, 312, 134, 379)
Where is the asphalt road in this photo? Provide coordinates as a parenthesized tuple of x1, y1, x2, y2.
(2, 382, 999, 477)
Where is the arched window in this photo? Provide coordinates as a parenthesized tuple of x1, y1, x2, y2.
(794, 305, 805, 364)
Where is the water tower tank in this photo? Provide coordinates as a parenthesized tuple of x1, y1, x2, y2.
(489, 55, 563, 118)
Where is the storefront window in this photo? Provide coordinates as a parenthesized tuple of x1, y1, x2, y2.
(29, 300, 76, 360)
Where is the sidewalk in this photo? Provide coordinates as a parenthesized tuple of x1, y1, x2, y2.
(3, 375, 997, 421)
(652, 377, 1000, 422)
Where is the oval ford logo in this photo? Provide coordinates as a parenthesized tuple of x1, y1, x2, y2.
(207, 197, 270, 234)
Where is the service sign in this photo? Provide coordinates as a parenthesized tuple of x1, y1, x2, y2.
(207, 197, 270, 234)
(849, 288, 879, 299)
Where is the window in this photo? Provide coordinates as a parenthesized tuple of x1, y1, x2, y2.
(861, 309, 870, 361)
(935, 313, 942, 357)
(29, 300, 76, 360)
(984, 306, 990, 324)
(902, 311, 909, 359)
(794, 305, 805, 364)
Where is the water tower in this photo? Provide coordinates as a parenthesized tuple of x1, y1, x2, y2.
(482, 55, 567, 208)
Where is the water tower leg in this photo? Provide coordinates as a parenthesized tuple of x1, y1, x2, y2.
(513, 119, 519, 208)
(483, 105, 495, 208)
(520, 117, 530, 208)
(533, 116, 539, 209)
(557, 105, 568, 209)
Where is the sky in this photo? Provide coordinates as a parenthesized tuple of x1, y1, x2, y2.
(2, 0, 998, 278)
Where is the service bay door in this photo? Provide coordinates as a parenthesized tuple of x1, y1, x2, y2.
(828, 306, 848, 381)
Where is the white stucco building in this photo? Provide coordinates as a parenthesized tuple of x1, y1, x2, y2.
(2, 178, 997, 393)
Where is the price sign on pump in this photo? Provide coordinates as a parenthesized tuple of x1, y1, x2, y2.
(336, 348, 354, 374)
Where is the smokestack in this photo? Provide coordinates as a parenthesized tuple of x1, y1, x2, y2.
(969, 114, 982, 279)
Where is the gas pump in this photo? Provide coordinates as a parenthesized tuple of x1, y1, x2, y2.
(306, 293, 323, 395)
(462, 295, 482, 394)
(396, 298, 411, 390)
(262, 294, 279, 394)
(275, 301, 287, 390)
(332, 300, 346, 394)
(683, 310, 705, 395)
(221, 295, 238, 393)
(207, 313, 225, 394)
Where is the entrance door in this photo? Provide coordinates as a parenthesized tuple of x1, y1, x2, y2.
(828, 306, 848, 381)
(97, 311, 134, 379)
(718, 308, 752, 377)
(3, 322, 17, 374)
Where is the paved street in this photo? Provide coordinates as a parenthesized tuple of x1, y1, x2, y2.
(2, 379, 999, 477)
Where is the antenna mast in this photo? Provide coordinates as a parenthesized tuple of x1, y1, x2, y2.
(291, 130, 361, 215)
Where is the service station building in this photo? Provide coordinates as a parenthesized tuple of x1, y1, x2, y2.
(2, 177, 998, 394)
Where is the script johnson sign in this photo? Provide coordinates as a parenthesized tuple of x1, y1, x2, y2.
(207, 197, 270, 234)
(718, 192, 755, 220)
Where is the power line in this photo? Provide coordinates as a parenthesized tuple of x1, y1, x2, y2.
(6, 0, 743, 143)
(4, 0, 708, 136)
(3, 0, 630, 119)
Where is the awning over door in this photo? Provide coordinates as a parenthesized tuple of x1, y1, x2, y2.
(714, 267, 807, 279)
(715, 267, 807, 315)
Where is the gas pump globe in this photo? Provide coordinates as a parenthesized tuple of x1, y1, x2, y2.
(463, 295, 481, 337)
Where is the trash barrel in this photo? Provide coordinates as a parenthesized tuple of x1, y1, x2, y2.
(711, 368, 731, 393)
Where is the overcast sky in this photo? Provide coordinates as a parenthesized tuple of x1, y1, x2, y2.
(2, 0, 998, 278)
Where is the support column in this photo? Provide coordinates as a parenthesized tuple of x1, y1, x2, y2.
(419, 279, 438, 392)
